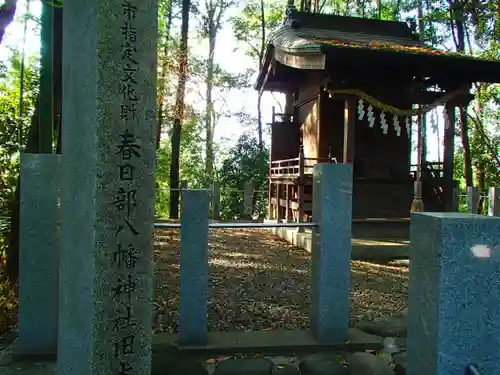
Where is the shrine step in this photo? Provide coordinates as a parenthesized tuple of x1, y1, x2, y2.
(352, 218, 409, 240)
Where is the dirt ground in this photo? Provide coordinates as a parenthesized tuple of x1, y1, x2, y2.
(153, 228, 408, 333)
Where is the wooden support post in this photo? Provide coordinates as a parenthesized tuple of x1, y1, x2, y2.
(285, 184, 291, 222)
(276, 183, 281, 221)
(443, 104, 455, 211)
(298, 146, 305, 232)
(268, 181, 274, 220)
(343, 98, 356, 164)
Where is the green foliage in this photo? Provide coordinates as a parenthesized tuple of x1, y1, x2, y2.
(231, 0, 284, 65)
(218, 133, 269, 219)
(155, 107, 207, 217)
(0, 53, 39, 262)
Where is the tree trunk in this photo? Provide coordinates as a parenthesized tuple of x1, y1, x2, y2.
(459, 107, 473, 186)
(451, 6, 473, 187)
(169, 0, 190, 219)
(0, 0, 16, 45)
(257, 0, 265, 153)
(205, 23, 216, 183)
(156, 0, 173, 149)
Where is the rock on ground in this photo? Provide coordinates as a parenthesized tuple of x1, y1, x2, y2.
(343, 352, 395, 375)
(356, 314, 407, 338)
(299, 354, 349, 375)
(393, 352, 407, 375)
(214, 358, 274, 375)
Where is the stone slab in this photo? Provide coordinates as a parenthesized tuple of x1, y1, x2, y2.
(17, 153, 60, 356)
(265, 223, 409, 261)
(179, 190, 210, 345)
(154, 329, 383, 357)
(310, 164, 353, 343)
(407, 213, 500, 375)
(58, 0, 157, 374)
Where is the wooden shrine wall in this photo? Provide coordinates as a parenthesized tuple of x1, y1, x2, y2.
(318, 93, 344, 162)
(271, 120, 301, 162)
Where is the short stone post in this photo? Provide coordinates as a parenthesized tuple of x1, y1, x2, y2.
(15, 154, 60, 358)
(467, 186, 480, 213)
(243, 181, 253, 220)
(179, 190, 209, 345)
(488, 187, 499, 216)
(407, 213, 500, 375)
(310, 164, 353, 343)
(212, 181, 221, 220)
(58, 0, 157, 374)
(451, 185, 459, 212)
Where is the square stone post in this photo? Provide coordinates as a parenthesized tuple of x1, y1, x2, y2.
(467, 186, 480, 213)
(407, 213, 500, 375)
(243, 182, 253, 220)
(15, 154, 60, 358)
(212, 182, 221, 220)
(310, 164, 353, 343)
(58, 0, 157, 374)
(488, 187, 499, 216)
(179, 190, 209, 345)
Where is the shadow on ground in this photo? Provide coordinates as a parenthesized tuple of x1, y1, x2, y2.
(153, 228, 408, 333)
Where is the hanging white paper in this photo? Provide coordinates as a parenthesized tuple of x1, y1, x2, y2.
(357, 99, 365, 120)
(380, 111, 388, 134)
(393, 115, 401, 136)
(405, 116, 410, 133)
(367, 105, 375, 128)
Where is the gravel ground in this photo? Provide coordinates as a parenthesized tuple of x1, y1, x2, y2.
(153, 228, 408, 333)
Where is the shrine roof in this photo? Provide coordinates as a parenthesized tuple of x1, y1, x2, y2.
(255, 11, 500, 91)
(270, 12, 425, 54)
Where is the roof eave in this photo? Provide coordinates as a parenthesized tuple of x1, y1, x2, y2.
(254, 44, 274, 92)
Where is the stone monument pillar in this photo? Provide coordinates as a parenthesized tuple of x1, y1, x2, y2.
(407, 213, 500, 375)
(310, 164, 353, 342)
(58, 1, 157, 374)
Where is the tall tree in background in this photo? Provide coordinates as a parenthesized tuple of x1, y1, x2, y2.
(157, 0, 174, 149)
(169, 0, 191, 218)
(200, 0, 234, 183)
(232, 0, 283, 151)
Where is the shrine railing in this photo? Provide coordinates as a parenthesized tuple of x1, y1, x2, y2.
(270, 156, 338, 180)
(410, 161, 444, 180)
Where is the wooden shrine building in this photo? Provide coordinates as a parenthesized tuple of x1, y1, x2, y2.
(255, 5, 500, 238)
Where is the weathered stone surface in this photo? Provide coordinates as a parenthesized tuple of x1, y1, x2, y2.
(179, 190, 209, 345)
(214, 358, 274, 375)
(343, 352, 394, 375)
(310, 164, 353, 343)
(274, 364, 301, 375)
(356, 315, 407, 338)
(407, 213, 500, 375)
(18, 154, 59, 356)
(393, 352, 407, 375)
(58, 0, 157, 374)
(299, 354, 348, 375)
